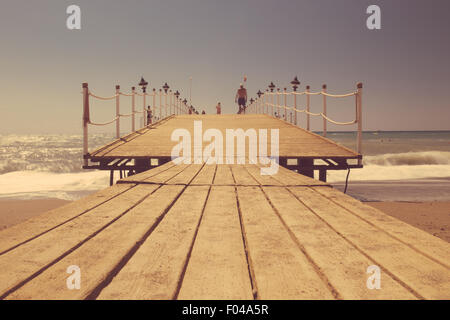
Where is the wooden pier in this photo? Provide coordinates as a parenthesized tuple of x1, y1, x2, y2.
(0, 81, 448, 300)
(0, 162, 449, 300)
(84, 114, 362, 181)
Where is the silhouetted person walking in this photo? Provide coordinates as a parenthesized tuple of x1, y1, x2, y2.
(235, 84, 247, 114)
(146, 106, 152, 125)
(216, 102, 221, 114)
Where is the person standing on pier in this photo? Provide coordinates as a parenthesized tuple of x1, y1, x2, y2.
(235, 84, 247, 114)
(146, 106, 152, 125)
(216, 102, 221, 114)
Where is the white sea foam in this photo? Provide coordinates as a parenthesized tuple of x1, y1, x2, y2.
(1, 133, 450, 200)
(0, 171, 109, 200)
(328, 151, 450, 183)
(363, 151, 450, 166)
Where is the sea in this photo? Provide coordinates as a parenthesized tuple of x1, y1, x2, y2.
(0, 131, 450, 202)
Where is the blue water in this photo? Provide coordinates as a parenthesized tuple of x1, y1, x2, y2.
(0, 131, 449, 201)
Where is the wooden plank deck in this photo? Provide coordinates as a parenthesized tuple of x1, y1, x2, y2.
(88, 114, 360, 160)
(0, 162, 449, 300)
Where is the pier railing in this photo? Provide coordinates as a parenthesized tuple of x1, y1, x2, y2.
(247, 80, 363, 165)
(82, 82, 190, 166)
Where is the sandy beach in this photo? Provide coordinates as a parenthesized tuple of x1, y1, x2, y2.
(1, 197, 449, 243)
(0, 198, 71, 231)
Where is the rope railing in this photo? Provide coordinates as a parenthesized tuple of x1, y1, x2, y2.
(82, 82, 191, 166)
(247, 79, 363, 165)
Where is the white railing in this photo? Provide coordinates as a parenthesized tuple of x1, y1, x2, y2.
(82, 82, 190, 166)
(247, 81, 363, 165)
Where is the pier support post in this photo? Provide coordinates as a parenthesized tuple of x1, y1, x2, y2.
(82, 83, 90, 167)
(319, 169, 327, 182)
(298, 158, 314, 178)
(115, 85, 120, 139)
(322, 84, 327, 137)
(109, 170, 114, 186)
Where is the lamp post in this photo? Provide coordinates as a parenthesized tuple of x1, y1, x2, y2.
(152, 88, 156, 121)
(291, 76, 300, 125)
(174, 90, 180, 115)
(268, 82, 275, 115)
(189, 76, 192, 105)
(257, 90, 263, 114)
(139, 77, 148, 126)
(183, 98, 189, 114)
(163, 83, 169, 117)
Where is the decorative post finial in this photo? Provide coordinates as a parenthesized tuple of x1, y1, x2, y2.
(290, 76, 300, 91)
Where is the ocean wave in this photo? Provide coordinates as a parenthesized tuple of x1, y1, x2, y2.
(328, 164, 450, 183)
(0, 171, 110, 200)
(0, 133, 113, 174)
(363, 151, 450, 166)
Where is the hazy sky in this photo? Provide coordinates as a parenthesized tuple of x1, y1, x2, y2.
(0, 0, 449, 133)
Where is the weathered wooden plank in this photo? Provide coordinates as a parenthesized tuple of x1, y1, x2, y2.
(236, 186, 334, 299)
(289, 187, 450, 299)
(243, 164, 283, 186)
(6, 185, 184, 300)
(118, 161, 175, 183)
(263, 186, 416, 299)
(166, 164, 203, 185)
(229, 165, 258, 186)
(0, 184, 159, 298)
(89, 115, 360, 160)
(213, 165, 234, 185)
(270, 165, 328, 186)
(0, 183, 134, 255)
(141, 164, 191, 184)
(314, 186, 450, 269)
(178, 186, 253, 300)
(190, 164, 216, 185)
(97, 186, 209, 300)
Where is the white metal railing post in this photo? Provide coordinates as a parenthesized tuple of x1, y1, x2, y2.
(259, 95, 262, 114)
(306, 86, 310, 131)
(115, 85, 120, 138)
(164, 91, 168, 118)
(357, 82, 363, 165)
(258, 95, 261, 114)
(159, 89, 162, 119)
(322, 84, 327, 137)
(293, 90, 297, 126)
(82, 83, 89, 167)
(276, 89, 280, 118)
(258, 97, 260, 114)
(169, 90, 173, 115)
(283, 88, 287, 121)
(131, 86, 136, 132)
(142, 88, 146, 127)
(152, 88, 156, 122)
